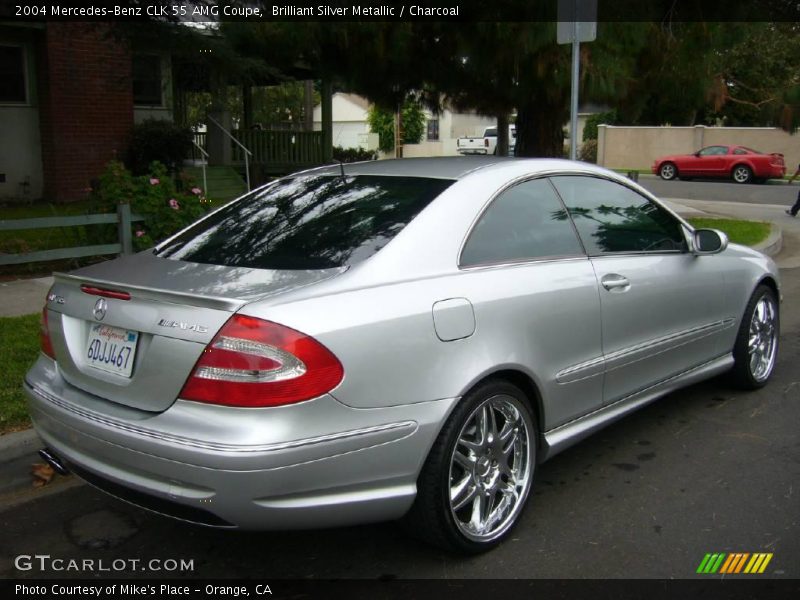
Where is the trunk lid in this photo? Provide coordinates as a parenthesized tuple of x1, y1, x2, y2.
(45, 252, 344, 412)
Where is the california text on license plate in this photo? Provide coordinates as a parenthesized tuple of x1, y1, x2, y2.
(86, 323, 139, 377)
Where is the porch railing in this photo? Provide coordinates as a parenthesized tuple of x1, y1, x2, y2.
(234, 130, 325, 172)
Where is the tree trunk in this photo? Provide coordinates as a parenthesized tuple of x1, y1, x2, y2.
(496, 113, 509, 156)
(515, 99, 567, 158)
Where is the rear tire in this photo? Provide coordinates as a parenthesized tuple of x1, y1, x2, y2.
(404, 379, 537, 554)
(732, 164, 753, 184)
(729, 285, 779, 389)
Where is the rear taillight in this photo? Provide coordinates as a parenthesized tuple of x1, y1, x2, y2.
(484, 138, 489, 147)
(180, 315, 344, 408)
(40, 306, 55, 359)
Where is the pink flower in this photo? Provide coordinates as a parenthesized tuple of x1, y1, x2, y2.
(191, 187, 203, 195)
(135, 230, 145, 238)
(149, 178, 160, 185)
(169, 198, 180, 210)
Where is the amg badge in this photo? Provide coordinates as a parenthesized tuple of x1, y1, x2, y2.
(157, 319, 208, 333)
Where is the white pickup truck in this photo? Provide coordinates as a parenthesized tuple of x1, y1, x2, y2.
(457, 125, 516, 155)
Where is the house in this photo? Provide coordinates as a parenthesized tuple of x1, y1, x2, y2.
(0, 22, 334, 203)
(406, 108, 497, 158)
(312, 93, 374, 150)
(0, 22, 177, 204)
(313, 93, 497, 157)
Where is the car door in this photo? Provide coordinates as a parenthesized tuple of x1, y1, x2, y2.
(693, 146, 728, 176)
(458, 177, 604, 429)
(549, 175, 727, 406)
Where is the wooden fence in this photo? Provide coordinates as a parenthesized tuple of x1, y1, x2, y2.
(0, 204, 144, 266)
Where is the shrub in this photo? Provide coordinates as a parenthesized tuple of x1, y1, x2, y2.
(127, 119, 193, 175)
(582, 110, 618, 142)
(579, 139, 598, 163)
(91, 160, 211, 251)
(367, 99, 426, 153)
(333, 146, 378, 163)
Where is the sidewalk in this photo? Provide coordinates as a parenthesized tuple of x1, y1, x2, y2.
(0, 275, 52, 317)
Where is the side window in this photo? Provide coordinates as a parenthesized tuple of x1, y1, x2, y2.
(133, 54, 163, 106)
(460, 178, 584, 267)
(698, 146, 726, 157)
(733, 148, 747, 155)
(0, 45, 27, 104)
(549, 176, 687, 255)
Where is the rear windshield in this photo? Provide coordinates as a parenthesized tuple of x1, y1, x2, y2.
(157, 174, 454, 270)
(484, 127, 497, 137)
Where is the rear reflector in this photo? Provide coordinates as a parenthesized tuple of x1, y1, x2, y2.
(180, 315, 344, 408)
(40, 306, 55, 359)
(81, 285, 131, 301)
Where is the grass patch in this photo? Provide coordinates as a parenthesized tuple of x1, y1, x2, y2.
(0, 313, 40, 433)
(687, 217, 771, 247)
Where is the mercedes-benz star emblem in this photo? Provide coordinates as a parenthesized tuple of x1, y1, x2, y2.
(93, 298, 108, 321)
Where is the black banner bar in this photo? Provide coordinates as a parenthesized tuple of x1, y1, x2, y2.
(2, 0, 800, 23)
(4, 579, 800, 600)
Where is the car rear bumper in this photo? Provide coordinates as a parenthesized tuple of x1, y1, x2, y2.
(25, 356, 456, 530)
(765, 165, 786, 178)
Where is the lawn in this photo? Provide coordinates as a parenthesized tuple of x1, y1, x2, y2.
(686, 217, 772, 247)
(0, 313, 40, 433)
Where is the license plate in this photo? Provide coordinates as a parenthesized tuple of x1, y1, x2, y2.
(85, 323, 139, 377)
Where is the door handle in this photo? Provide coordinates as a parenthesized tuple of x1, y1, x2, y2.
(601, 274, 630, 291)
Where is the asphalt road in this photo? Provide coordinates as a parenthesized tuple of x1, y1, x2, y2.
(639, 175, 797, 205)
(1, 267, 798, 582)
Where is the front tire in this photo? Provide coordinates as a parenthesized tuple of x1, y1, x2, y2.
(659, 162, 678, 180)
(732, 164, 753, 184)
(406, 380, 537, 553)
(730, 285, 779, 389)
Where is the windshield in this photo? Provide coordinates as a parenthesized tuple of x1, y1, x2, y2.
(157, 174, 454, 270)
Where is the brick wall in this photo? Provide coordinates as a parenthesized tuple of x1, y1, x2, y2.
(38, 23, 133, 203)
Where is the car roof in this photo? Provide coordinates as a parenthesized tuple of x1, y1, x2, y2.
(309, 156, 516, 180)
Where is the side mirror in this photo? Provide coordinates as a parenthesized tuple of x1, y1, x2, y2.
(693, 228, 728, 255)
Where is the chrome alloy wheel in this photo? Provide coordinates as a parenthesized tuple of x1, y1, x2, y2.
(448, 394, 533, 542)
(748, 295, 778, 382)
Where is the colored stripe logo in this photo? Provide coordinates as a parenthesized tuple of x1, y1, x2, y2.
(697, 552, 773, 574)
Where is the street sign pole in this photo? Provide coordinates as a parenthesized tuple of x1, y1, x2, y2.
(557, 0, 596, 161)
(570, 26, 579, 160)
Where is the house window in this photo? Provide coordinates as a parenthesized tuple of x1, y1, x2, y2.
(426, 118, 439, 141)
(133, 54, 162, 105)
(0, 45, 27, 103)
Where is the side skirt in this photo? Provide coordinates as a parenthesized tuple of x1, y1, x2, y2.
(540, 354, 734, 461)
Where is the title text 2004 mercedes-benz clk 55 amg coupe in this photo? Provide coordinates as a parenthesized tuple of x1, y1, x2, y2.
(26, 157, 780, 553)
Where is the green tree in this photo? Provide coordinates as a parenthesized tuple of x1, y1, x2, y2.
(706, 22, 800, 129)
(367, 99, 426, 153)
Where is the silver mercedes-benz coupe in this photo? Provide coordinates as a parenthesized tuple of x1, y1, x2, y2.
(26, 157, 780, 553)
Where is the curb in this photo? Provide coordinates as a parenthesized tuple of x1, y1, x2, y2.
(0, 429, 43, 499)
(754, 224, 783, 257)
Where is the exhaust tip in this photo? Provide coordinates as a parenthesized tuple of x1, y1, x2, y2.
(38, 448, 70, 476)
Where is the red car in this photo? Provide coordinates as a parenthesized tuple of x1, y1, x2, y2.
(652, 145, 786, 184)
